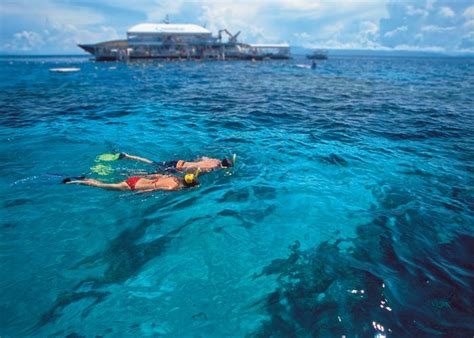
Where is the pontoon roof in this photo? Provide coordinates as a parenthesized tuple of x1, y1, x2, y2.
(128, 24, 211, 35)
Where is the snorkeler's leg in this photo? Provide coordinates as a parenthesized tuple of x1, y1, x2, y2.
(120, 153, 154, 164)
(67, 179, 130, 190)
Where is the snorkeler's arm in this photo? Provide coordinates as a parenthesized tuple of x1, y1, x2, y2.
(183, 164, 212, 174)
(121, 153, 154, 164)
(182, 159, 220, 173)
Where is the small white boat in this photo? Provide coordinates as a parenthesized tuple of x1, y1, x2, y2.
(295, 64, 311, 69)
(49, 67, 81, 72)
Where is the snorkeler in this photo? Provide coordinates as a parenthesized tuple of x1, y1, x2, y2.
(118, 153, 235, 173)
(63, 170, 200, 192)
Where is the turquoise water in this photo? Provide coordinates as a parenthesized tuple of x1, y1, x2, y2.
(1, 55, 473, 336)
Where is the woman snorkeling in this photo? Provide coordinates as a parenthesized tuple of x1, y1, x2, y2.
(63, 170, 200, 192)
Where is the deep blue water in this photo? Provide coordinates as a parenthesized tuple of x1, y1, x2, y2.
(1, 55, 473, 337)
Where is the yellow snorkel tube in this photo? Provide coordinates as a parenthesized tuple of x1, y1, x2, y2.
(184, 168, 201, 187)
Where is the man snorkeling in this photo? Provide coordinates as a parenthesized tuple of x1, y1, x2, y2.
(63, 170, 200, 192)
(117, 153, 235, 173)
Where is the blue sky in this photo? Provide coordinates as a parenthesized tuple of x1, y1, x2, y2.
(1, 0, 474, 54)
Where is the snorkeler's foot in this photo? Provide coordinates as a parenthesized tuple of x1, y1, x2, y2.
(62, 175, 86, 184)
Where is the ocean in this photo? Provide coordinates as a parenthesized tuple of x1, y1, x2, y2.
(1, 55, 473, 336)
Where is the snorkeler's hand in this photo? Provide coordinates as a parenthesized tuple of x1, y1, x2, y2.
(65, 180, 84, 185)
(62, 175, 86, 184)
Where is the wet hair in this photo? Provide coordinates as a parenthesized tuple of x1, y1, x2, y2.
(221, 158, 234, 168)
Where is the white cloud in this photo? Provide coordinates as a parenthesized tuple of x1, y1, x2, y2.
(463, 6, 474, 18)
(139, 0, 387, 43)
(49, 24, 120, 50)
(393, 44, 445, 52)
(1, 0, 120, 53)
(302, 20, 381, 49)
(406, 5, 428, 17)
(146, 0, 186, 22)
(2, 0, 473, 53)
(305, 40, 357, 50)
(3, 31, 45, 51)
(439, 6, 455, 18)
(198, 2, 270, 42)
(321, 22, 346, 37)
(276, 0, 322, 12)
(384, 26, 408, 38)
(4, 24, 119, 53)
(421, 25, 455, 33)
(1, 1, 104, 27)
(464, 20, 474, 28)
(293, 32, 311, 41)
(463, 31, 474, 41)
(426, 0, 436, 11)
(357, 21, 379, 47)
(360, 21, 379, 35)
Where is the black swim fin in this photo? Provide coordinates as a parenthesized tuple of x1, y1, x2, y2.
(61, 175, 86, 184)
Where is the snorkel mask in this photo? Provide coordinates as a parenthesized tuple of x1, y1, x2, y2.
(184, 168, 201, 187)
(221, 154, 237, 168)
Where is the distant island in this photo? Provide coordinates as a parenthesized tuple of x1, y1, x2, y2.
(292, 46, 474, 58)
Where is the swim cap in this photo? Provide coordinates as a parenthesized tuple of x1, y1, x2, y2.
(184, 173, 195, 184)
(184, 168, 201, 187)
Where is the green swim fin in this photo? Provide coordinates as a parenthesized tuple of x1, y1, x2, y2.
(90, 164, 114, 176)
(96, 153, 121, 162)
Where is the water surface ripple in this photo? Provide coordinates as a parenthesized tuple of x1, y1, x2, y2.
(1, 55, 473, 336)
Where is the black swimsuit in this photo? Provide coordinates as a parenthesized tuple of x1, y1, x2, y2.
(153, 160, 179, 173)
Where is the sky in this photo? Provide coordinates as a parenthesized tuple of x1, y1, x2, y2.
(1, 0, 474, 54)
